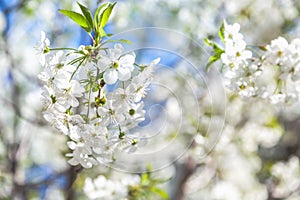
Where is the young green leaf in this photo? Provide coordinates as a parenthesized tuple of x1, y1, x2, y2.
(204, 38, 214, 47)
(205, 48, 225, 71)
(102, 39, 132, 45)
(99, 28, 107, 37)
(218, 20, 225, 43)
(204, 38, 224, 52)
(204, 37, 225, 71)
(77, 1, 93, 29)
(150, 187, 169, 200)
(206, 55, 220, 71)
(59, 9, 89, 29)
(99, 2, 116, 28)
(94, 2, 110, 31)
(117, 39, 132, 44)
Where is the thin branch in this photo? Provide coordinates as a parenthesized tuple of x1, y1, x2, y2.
(65, 165, 84, 200)
(170, 156, 197, 200)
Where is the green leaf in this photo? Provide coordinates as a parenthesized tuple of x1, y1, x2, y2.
(218, 20, 225, 43)
(118, 39, 131, 44)
(204, 37, 225, 71)
(77, 1, 93, 29)
(141, 173, 151, 186)
(99, 2, 116, 28)
(204, 38, 223, 51)
(93, 2, 116, 44)
(150, 187, 169, 200)
(214, 46, 224, 54)
(203, 38, 214, 47)
(102, 39, 132, 45)
(205, 48, 224, 71)
(94, 3, 110, 30)
(99, 28, 107, 37)
(206, 55, 220, 71)
(59, 9, 89, 29)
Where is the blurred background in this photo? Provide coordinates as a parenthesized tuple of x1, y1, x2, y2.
(1, 0, 300, 199)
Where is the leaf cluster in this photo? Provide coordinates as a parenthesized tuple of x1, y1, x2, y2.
(59, 1, 116, 46)
(204, 21, 226, 71)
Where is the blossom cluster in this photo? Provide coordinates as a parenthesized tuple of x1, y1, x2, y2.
(37, 32, 160, 168)
(84, 174, 140, 200)
(220, 21, 257, 98)
(209, 21, 300, 105)
(271, 156, 300, 199)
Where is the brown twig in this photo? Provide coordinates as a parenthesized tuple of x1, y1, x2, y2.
(65, 165, 84, 200)
(170, 156, 197, 200)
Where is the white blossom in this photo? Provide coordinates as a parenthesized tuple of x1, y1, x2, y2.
(66, 142, 98, 168)
(35, 31, 50, 65)
(83, 174, 140, 200)
(219, 21, 300, 105)
(98, 44, 136, 84)
(271, 156, 300, 198)
(38, 36, 160, 168)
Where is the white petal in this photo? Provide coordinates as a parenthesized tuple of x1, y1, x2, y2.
(67, 141, 77, 150)
(40, 31, 50, 46)
(63, 64, 76, 72)
(97, 107, 108, 116)
(114, 43, 124, 52)
(100, 117, 110, 127)
(118, 67, 131, 81)
(40, 31, 46, 41)
(110, 44, 124, 60)
(151, 57, 160, 65)
(68, 158, 79, 166)
(98, 56, 111, 69)
(39, 55, 46, 66)
(93, 147, 104, 154)
(54, 72, 71, 89)
(69, 95, 79, 107)
(103, 69, 118, 84)
(232, 23, 240, 33)
(71, 81, 84, 97)
(242, 50, 252, 59)
(77, 67, 88, 80)
(119, 54, 135, 66)
(82, 161, 93, 168)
